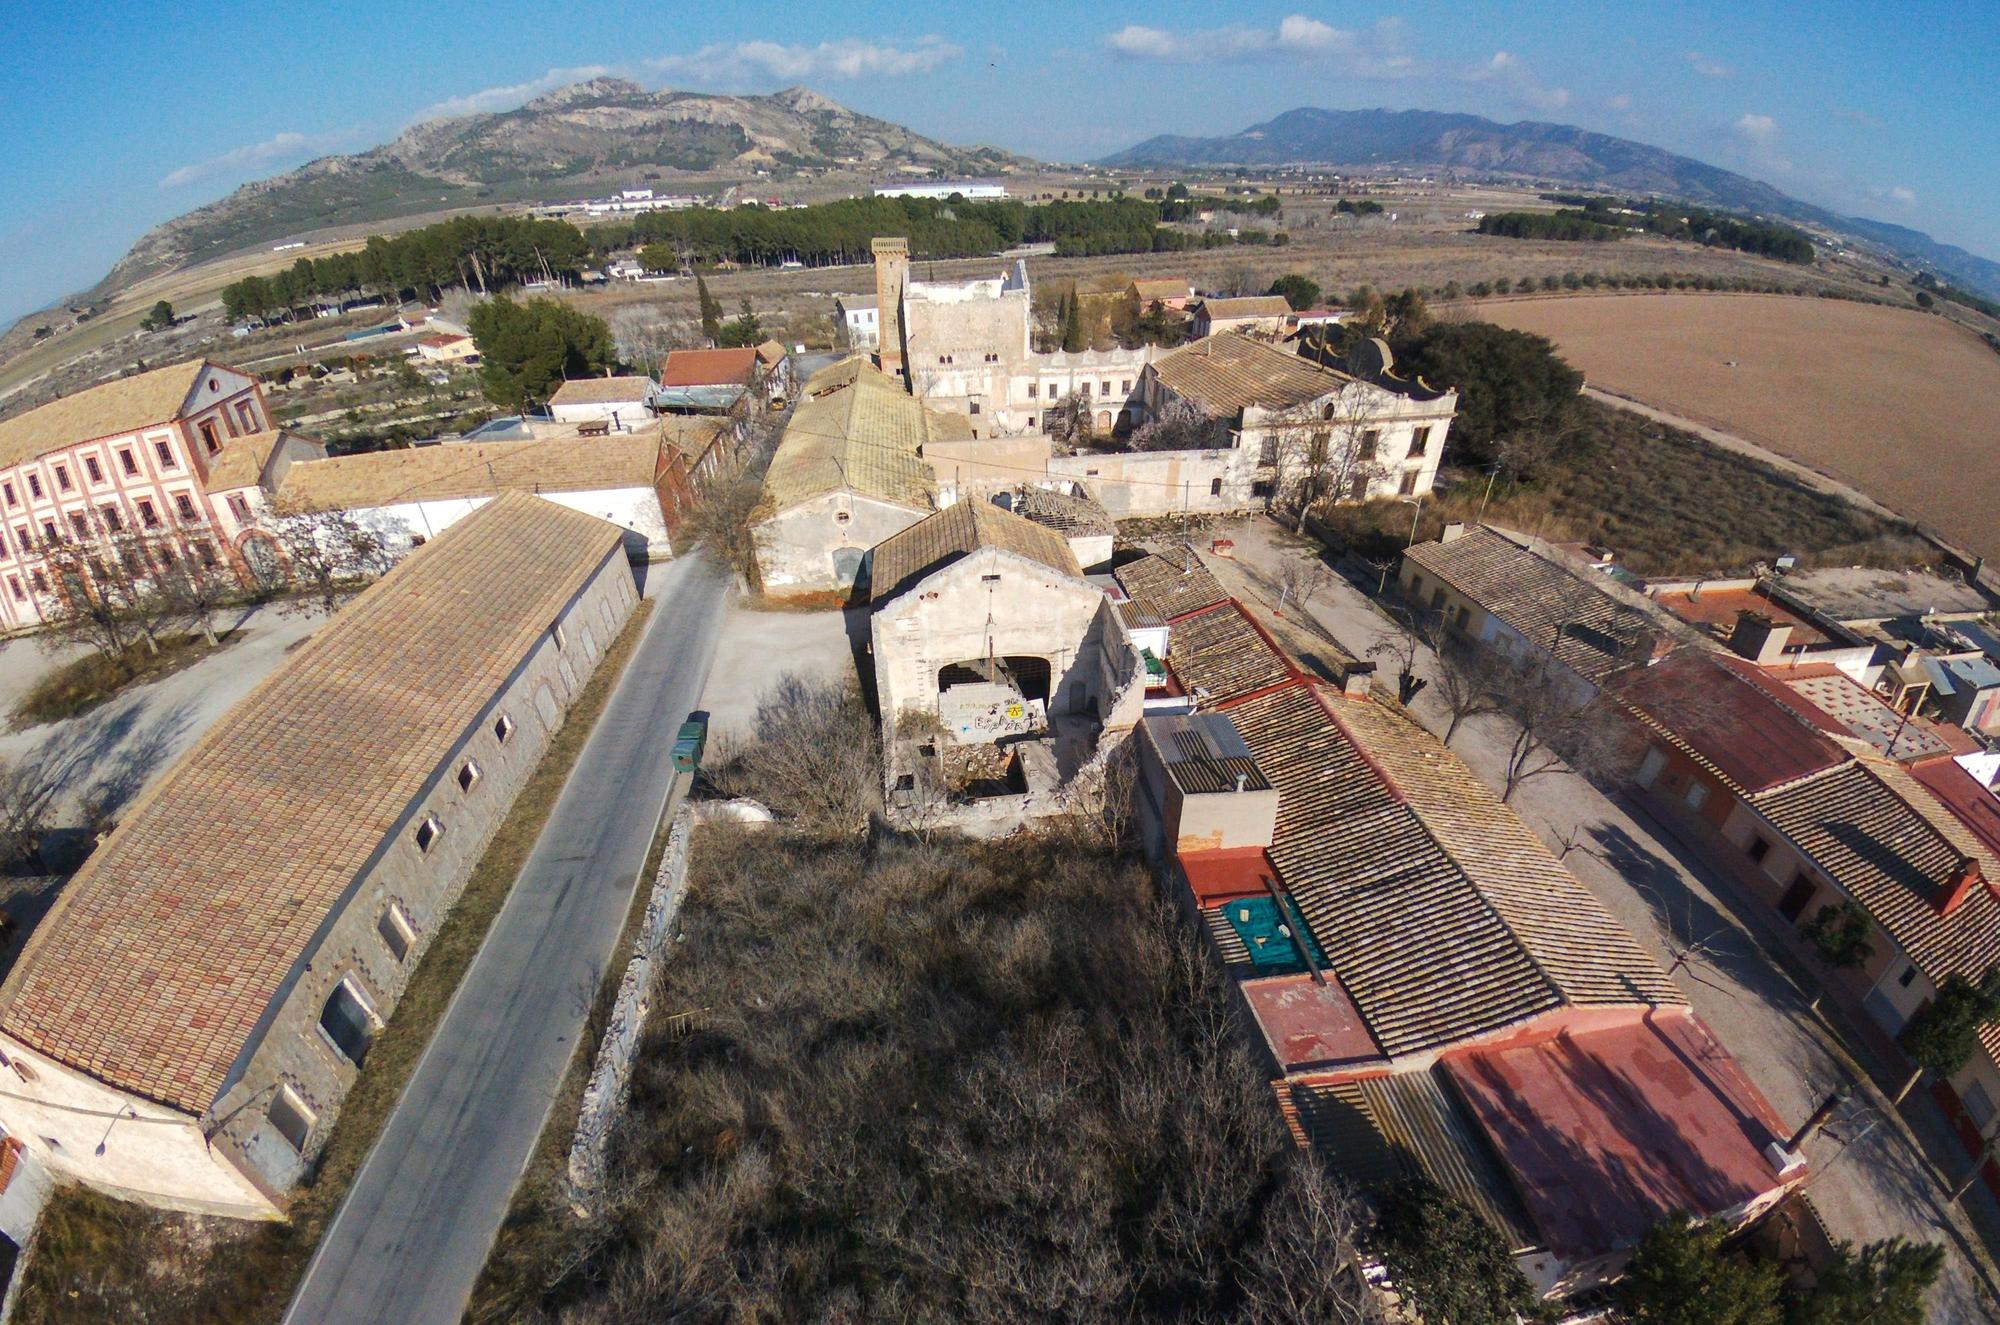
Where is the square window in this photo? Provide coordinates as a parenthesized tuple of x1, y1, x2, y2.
(269, 1086, 316, 1153)
(155, 440, 177, 469)
(494, 713, 515, 743)
(118, 449, 137, 476)
(457, 760, 481, 792)
(1747, 836, 1771, 863)
(415, 815, 443, 853)
(378, 904, 416, 962)
(84, 456, 103, 483)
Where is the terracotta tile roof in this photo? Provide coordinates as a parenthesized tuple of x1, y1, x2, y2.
(0, 493, 629, 1113)
(1404, 527, 1671, 685)
(1910, 759, 2000, 863)
(201, 429, 306, 492)
(1751, 759, 2000, 988)
(547, 375, 656, 406)
(1113, 551, 1228, 622)
(659, 415, 729, 464)
(1611, 652, 1850, 795)
(869, 499, 1083, 603)
(1129, 278, 1191, 301)
(1012, 485, 1112, 537)
(762, 357, 959, 513)
(1197, 296, 1291, 320)
(660, 347, 758, 387)
(1150, 334, 1353, 416)
(0, 359, 211, 470)
(1164, 601, 1298, 705)
(1289, 1072, 1536, 1249)
(278, 435, 658, 508)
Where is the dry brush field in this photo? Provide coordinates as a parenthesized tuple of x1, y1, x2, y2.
(1480, 293, 2000, 562)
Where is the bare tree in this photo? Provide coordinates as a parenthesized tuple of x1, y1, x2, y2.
(1270, 386, 1392, 533)
(1368, 612, 1429, 705)
(155, 539, 238, 647)
(1276, 557, 1333, 619)
(1487, 652, 1630, 801)
(609, 302, 702, 368)
(706, 675, 880, 834)
(1130, 396, 1221, 453)
(34, 519, 174, 661)
(1042, 390, 1094, 456)
(260, 497, 389, 617)
(0, 758, 52, 873)
(1406, 610, 1506, 746)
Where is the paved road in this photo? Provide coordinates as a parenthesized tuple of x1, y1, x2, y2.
(1210, 517, 2000, 1323)
(284, 553, 730, 1325)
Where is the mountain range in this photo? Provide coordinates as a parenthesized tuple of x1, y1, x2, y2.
(100, 78, 1018, 295)
(1104, 107, 2000, 301)
(95, 85, 1999, 305)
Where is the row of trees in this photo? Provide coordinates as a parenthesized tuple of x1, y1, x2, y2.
(1478, 209, 1630, 241)
(221, 216, 595, 322)
(1525, 195, 1818, 263)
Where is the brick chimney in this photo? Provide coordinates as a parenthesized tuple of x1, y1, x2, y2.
(1341, 660, 1376, 698)
(872, 237, 909, 380)
(1938, 854, 1984, 917)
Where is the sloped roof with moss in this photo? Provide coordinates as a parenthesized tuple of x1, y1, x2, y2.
(761, 358, 961, 514)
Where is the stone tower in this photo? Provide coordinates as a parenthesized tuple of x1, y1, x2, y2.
(872, 236, 909, 380)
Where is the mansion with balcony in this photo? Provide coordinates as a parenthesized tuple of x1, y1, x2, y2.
(0, 360, 323, 631)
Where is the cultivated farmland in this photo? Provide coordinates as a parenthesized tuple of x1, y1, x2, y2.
(1478, 293, 2000, 562)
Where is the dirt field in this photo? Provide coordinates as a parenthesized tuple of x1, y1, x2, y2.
(1478, 293, 2000, 562)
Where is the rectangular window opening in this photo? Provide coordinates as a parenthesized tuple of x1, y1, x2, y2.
(415, 815, 443, 853)
(494, 713, 515, 743)
(457, 760, 481, 792)
(378, 904, 416, 962)
(269, 1086, 316, 1153)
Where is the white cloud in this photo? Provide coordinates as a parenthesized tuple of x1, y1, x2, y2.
(649, 37, 961, 82)
(1606, 93, 1633, 111)
(1468, 51, 1567, 113)
(1868, 184, 1918, 207)
(1101, 14, 1413, 71)
(411, 65, 611, 123)
(1734, 112, 1778, 142)
(1686, 50, 1734, 79)
(158, 130, 350, 190)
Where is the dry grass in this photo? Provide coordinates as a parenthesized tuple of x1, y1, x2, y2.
(10, 632, 238, 730)
(1315, 398, 1934, 577)
(12, 600, 656, 1325)
(1479, 294, 2000, 562)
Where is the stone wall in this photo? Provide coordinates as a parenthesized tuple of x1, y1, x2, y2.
(565, 805, 696, 1214)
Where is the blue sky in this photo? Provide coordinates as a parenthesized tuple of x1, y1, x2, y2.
(3, 0, 1995, 325)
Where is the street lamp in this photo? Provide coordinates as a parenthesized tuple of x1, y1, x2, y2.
(1377, 494, 1425, 596)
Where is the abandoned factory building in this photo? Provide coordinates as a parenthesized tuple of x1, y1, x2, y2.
(0, 493, 638, 1217)
(752, 357, 968, 600)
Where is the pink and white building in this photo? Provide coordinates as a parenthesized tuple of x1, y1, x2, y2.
(0, 359, 324, 632)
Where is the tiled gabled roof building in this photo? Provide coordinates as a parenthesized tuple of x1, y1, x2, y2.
(1132, 585, 1801, 1299)
(0, 493, 641, 1215)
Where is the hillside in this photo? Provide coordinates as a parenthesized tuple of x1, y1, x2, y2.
(1104, 108, 2000, 300)
(98, 79, 1021, 295)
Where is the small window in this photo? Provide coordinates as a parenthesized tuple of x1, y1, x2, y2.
(1209, 477, 1223, 496)
(1, 482, 13, 507)
(318, 978, 379, 1065)
(457, 760, 481, 792)
(1100, 381, 1111, 396)
(1121, 380, 1131, 393)
(1747, 836, 1771, 863)
(118, 449, 137, 476)
(1360, 429, 1381, 460)
(1410, 425, 1432, 457)
(227, 494, 252, 522)
(1027, 383, 1038, 398)
(174, 492, 199, 521)
(551, 624, 567, 651)
(26, 474, 42, 499)
(84, 456, 103, 483)
(7, 577, 22, 602)
(237, 401, 259, 431)
(1398, 470, 1420, 496)
(270, 1086, 316, 1153)
(154, 440, 177, 470)
(67, 511, 89, 540)
(968, 401, 981, 415)
(195, 540, 218, 568)
(137, 499, 159, 528)
(494, 713, 516, 743)
(41, 520, 57, 543)
(29, 570, 48, 593)
(199, 420, 221, 454)
(54, 465, 71, 492)
(414, 815, 443, 853)
(1684, 781, 1709, 811)
(981, 574, 1002, 585)
(378, 904, 416, 962)
(1898, 965, 1918, 988)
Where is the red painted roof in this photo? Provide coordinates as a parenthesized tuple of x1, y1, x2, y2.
(1242, 973, 1382, 1071)
(1653, 585, 1836, 649)
(660, 346, 758, 387)
(1181, 846, 1274, 903)
(1613, 651, 1848, 794)
(1910, 758, 2000, 863)
(1442, 1011, 1792, 1259)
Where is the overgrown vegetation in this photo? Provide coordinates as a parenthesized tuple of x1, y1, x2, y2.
(466, 296, 617, 409)
(1369, 1179, 1545, 1324)
(13, 603, 657, 1325)
(469, 682, 1377, 1323)
(1616, 1215, 1943, 1325)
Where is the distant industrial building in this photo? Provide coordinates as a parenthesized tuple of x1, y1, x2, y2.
(873, 180, 1007, 201)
